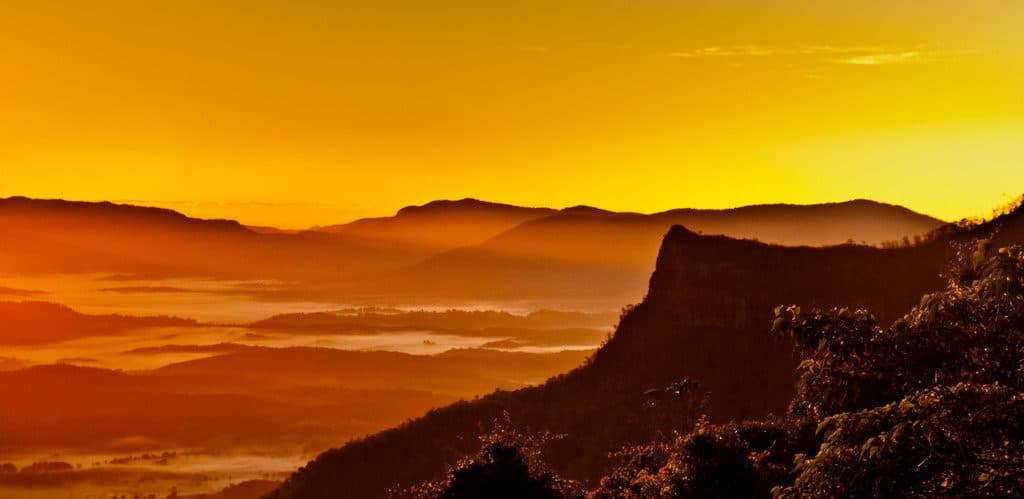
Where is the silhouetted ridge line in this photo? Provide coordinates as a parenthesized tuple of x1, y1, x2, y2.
(396, 198, 552, 216)
(0, 301, 198, 345)
(0, 196, 247, 231)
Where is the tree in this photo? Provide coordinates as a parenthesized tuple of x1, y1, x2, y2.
(592, 418, 792, 499)
(772, 243, 1024, 497)
(407, 413, 584, 499)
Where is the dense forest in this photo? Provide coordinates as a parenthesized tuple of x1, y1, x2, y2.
(267, 199, 1024, 498)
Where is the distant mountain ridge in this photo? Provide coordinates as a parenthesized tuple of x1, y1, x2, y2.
(0, 196, 247, 231)
(0, 196, 428, 280)
(377, 198, 945, 305)
(323, 197, 942, 251)
(317, 198, 559, 252)
(266, 200, 1021, 499)
(1, 196, 943, 308)
(0, 301, 197, 345)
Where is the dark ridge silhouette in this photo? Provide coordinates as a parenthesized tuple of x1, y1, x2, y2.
(0, 197, 428, 281)
(266, 203, 1021, 499)
(0, 462, 239, 493)
(396, 199, 551, 218)
(0, 196, 245, 231)
(0, 301, 198, 345)
(198, 479, 282, 499)
(558, 205, 621, 217)
(123, 342, 256, 355)
(0, 286, 46, 297)
(318, 198, 558, 252)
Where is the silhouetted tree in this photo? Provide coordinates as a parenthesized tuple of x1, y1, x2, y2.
(407, 413, 584, 499)
(592, 418, 792, 498)
(771, 242, 1024, 497)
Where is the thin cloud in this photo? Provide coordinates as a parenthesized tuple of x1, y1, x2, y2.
(838, 51, 922, 65)
(799, 46, 887, 55)
(664, 45, 941, 67)
(666, 46, 775, 58)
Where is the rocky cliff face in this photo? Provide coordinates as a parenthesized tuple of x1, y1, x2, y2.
(589, 226, 948, 421)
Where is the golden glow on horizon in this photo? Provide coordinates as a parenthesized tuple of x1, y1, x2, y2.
(2, 1, 1023, 227)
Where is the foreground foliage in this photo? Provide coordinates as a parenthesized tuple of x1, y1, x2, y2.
(773, 242, 1024, 497)
(406, 414, 585, 499)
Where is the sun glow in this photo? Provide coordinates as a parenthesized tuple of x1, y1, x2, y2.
(1, 1, 1022, 226)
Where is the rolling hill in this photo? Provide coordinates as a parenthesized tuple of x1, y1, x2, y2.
(0, 301, 197, 345)
(0, 197, 425, 281)
(0, 346, 591, 452)
(318, 199, 558, 252)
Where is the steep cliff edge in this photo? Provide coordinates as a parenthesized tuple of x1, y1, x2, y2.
(587, 226, 947, 421)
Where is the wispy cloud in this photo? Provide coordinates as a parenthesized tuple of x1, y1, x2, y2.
(664, 45, 943, 67)
(838, 51, 922, 65)
(666, 46, 774, 58)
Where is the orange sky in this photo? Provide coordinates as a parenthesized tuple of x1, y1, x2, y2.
(2, 1, 1023, 228)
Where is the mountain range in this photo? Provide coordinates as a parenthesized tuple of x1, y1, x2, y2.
(0, 196, 943, 307)
(265, 200, 1022, 498)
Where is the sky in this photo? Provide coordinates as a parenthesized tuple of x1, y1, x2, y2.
(2, 0, 1023, 228)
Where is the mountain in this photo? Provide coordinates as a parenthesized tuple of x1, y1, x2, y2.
(381, 200, 944, 305)
(266, 204, 1018, 499)
(0, 197, 942, 307)
(0, 286, 45, 298)
(318, 199, 557, 252)
(477, 200, 943, 258)
(0, 197, 425, 281)
(0, 301, 197, 345)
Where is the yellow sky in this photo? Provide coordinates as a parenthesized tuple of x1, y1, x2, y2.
(2, 1, 1023, 227)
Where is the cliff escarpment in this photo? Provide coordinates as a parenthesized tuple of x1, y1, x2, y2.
(588, 227, 947, 421)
